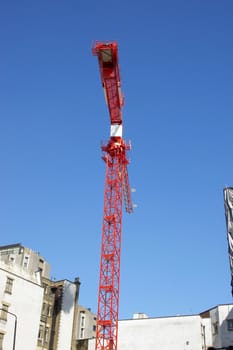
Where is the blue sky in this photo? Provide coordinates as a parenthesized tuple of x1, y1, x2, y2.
(0, 0, 233, 319)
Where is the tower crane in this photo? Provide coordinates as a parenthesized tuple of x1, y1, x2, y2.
(92, 41, 133, 350)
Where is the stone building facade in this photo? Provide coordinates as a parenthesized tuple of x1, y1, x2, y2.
(0, 243, 81, 350)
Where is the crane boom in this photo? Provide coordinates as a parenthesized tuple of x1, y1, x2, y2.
(93, 41, 132, 350)
(92, 41, 124, 127)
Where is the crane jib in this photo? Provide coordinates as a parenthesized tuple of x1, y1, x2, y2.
(93, 41, 124, 126)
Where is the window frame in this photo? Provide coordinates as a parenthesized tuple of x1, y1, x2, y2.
(212, 321, 218, 335)
(44, 326, 49, 343)
(0, 304, 9, 321)
(5, 277, 13, 294)
(23, 255, 30, 268)
(38, 324, 44, 341)
(227, 319, 233, 331)
(0, 332, 5, 350)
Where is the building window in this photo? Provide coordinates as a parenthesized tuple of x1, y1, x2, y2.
(44, 327, 49, 343)
(212, 321, 218, 335)
(38, 324, 44, 341)
(8, 255, 15, 263)
(39, 259, 44, 271)
(47, 305, 52, 317)
(80, 328, 84, 338)
(42, 303, 47, 315)
(81, 315, 85, 327)
(227, 319, 233, 331)
(93, 325, 96, 332)
(23, 255, 29, 268)
(0, 304, 8, 321)
(5, 277, 13, 294)
(80, 311, 85, 327)
(0, 332, 4, 350)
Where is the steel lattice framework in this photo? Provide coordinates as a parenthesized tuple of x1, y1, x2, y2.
(93, 42, 133, 350)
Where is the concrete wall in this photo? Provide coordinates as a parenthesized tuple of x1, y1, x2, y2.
(201, 318, 212, 349)
(0, 263, 44, 350)
(118, 315, 203, 350)
(88, 315, 203, 350)
(211, 304, 233, 348)
(88, 305, 233, 350)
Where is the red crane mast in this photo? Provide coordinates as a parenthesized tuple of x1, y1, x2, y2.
(92, 41, 133, 350)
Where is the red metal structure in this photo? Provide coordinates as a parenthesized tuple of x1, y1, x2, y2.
(93, 41, 133, 350)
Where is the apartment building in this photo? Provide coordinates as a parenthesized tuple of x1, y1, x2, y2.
(0, 244, 44, 349)
(0, 243, 50, 278)
(38, 277, 80, 350)
(0, 243, 81, 350)
(77, 305, 97, 340)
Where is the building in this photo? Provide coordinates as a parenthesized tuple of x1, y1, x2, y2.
(88, 304, 233, 350)
(38, 276, 55, 349)
(201, 304, 233, 349)
(77, 306, 97, 340)
(0, 243, 81, 350)
(0, 243, 50, 278)
(0, 244, 44, 350)
(38, 277, 80, 350)
(4, 244, 233, 350)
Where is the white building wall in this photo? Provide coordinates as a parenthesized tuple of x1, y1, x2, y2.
(57, 280, 76, 350)
(209, 306, 220, 348)
(88, 337, 95, 350)
(88, 315, 203, 350)
(88, 305, 233, 350)
(0, 262, 43, 350)
(118, 315, 203, 350)
(201, 318, 212, 349)
(212, 304, 233, 348)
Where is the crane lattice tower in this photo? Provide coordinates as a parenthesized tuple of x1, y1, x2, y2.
(92, 41, 133, 350)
